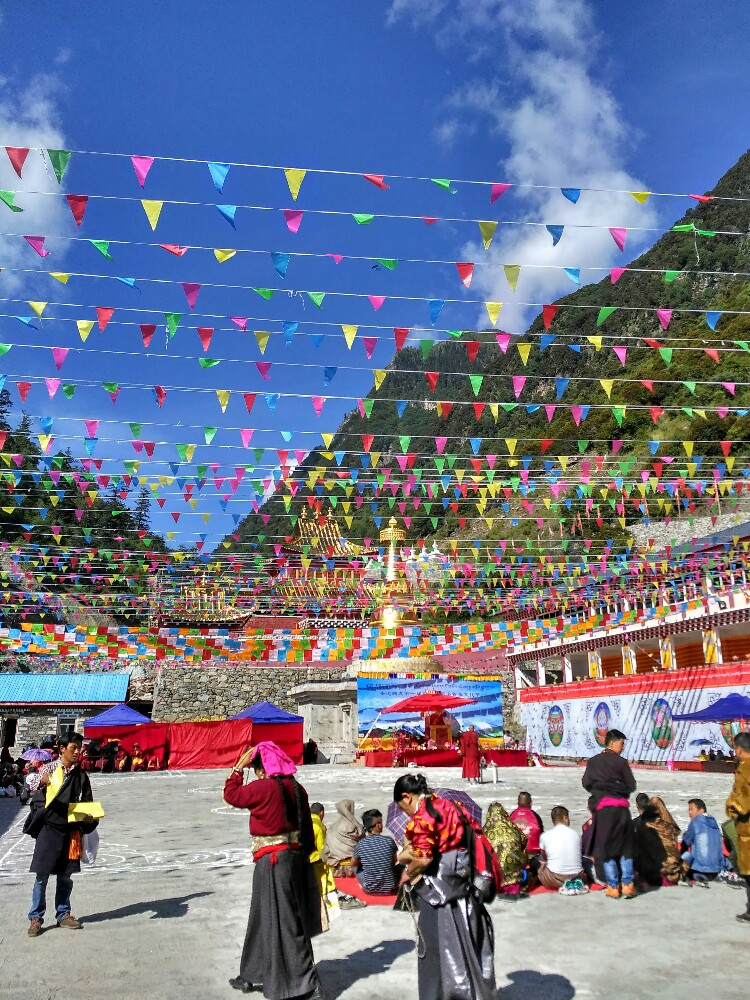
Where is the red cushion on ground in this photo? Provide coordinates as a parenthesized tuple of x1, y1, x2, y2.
(335, 877, 397, 905)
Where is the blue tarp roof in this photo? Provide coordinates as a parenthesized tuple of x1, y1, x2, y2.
(85, 703, 151, 727)
(673, 692, 750, 723)
(229, 700, 303, 723)
(0, 673, 129, 705)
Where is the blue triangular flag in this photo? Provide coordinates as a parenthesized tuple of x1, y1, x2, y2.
(39, 416, 54, 434)
(540, 334, 556, 351)
(264, 393, 279, 411)
(116, 276, 139, 290)
(563, 267, 580, 284)
(547, 225, 564, 246)
(16, 316, 36, 328)
(561, 188, 581, 204)
(323, 366, 337, 385)
(396, 400, 408, 418)
(705, 311, 722, 331)
(280, 430, 293, 442)
(470, 437, 481, 455)
(555, 377, 570, 400)
(282, 321, 298, 346)
(427, 299, 445, 325)
(216, 204, 237, 228)
(208, 161, 230, 193)
(649, 440, 660, 455)
(310, 334, 324, 349)
(83, 437, 97, 456)
(271, 252, 290, 279)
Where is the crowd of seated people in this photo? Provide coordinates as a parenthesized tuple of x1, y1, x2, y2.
(79, 738, 163, 772)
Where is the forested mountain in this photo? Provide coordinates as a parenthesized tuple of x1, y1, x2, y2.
(228, 150, 750, 555)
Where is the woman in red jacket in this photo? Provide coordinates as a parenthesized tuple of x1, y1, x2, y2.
(224, 741, 323, 999)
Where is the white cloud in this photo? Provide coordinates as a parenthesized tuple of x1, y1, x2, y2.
(0, 70, 70, 295)
(389, 0, 659, 332)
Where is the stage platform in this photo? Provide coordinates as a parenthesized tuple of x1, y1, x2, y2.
(361, 748, 529, 768)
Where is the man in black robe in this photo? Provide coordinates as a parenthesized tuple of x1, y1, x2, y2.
(25, 733, 98, 936)
(582, 729, 637, 899)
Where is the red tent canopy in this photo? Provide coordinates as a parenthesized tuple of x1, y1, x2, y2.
(382, 692, 477, 714)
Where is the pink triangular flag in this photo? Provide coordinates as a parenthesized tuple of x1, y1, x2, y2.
(24, 235, 49, 257)
(230, 317, 248, 331)
(613, 345, 627, 366)
(85, 420, 99, 437)
(327, 254, 344, 264)
(368, 295, 386, 311)
(182, 282, 201, 309)
(436, 436, 447, 455)
(716, 406, 729, 419)
(362, 337, 378, 360)
(312, 395, 325, 417)
(240, 428, 254, 447)
(255, 361, 272, 380)
(283, 209, 304, 233)
(512, 375, 526, 399)
(490, 182, 511, 203)
(45, 378, 60, 399)
(722, 382, 736, 396)
(51, 347, 68, 371)
(656, 308, 673, 330)
(571, 405, 583, 427)
(545, 404, 556, 423)
(609, 227, 627, 252)
(131, 155, 154, 188)
(495, 332, 512, 354)
(610, 267, 627, 284)
(611, 439, 624, 454)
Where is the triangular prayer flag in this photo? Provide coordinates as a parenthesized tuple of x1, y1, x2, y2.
(597, 306, 616, 326)
(165, 312, 182, 338)
(284, 168, 306, 200)
(255, 330, 270, 355)
(308, 291, 325, 309)
(255, 362, 272, 380)
(140, 324, 156, 349)
(394, 327, 409, 351)
(182, 283, 201, 310)
(563, 267, 580, 285)
(199, 358, 221, 369)
(51, 347, 68, 370)
(271, 252, 290, 279)
(613, 346, 627, 366)
(217, 204, 237, 227)
(656, 308, 673, 330)
(629, 191, 651, 203)
(542, 304, 558, 329)
(478, 220, 497, 250)
(425, 371, 439, 393)
(431, 178, 456, 193)
(456, 262, 474, 288)
(283, 209, 303, 233)
(706, 311, 722, 331)
(363, 173, 389, 189)
(47, 149, 71, 184)
(342, 325, 358, 349)
(28, 301, 46, 318)
(49, 272, 70, 284)
(368, 295, 386, 310)
(96, 306, 114, 331)
(76, 320, 94, 342)
(90, 240, 112, 260)
(608, 227, 627, 252)
(599, 379, 614, 398)
(214, 248, 236, 263)
(485, 302, 502, 326)
(490, 182, 510, 203)
(546, 225, 564, 246)
(141, 199, 163, 230)
(197, 327, 213, 352)
(24, 235, 50, 257)
(373, 370, 387, 390)
(131, 155, 154, 187)
(216, 389, 231, 412)
(512, 376, 526, 399)
(517, 342, 531, 366)
(610, 267, 627, 284)
(0, 190, 22, 213)
(468, 374, 483, 397)
(208, 162, 230, 193)
(5, 147, 29, 177)
(428, 299, 444, 325)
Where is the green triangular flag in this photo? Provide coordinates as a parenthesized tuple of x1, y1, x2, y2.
(420, 339, 434, 360)
(0, 190, 22, 213)
(62, 384, 76, 399)
(165, 312, 182, 338)
(399, 436, 411, 453)
(129, 423, 142, 437)
(734, 341, 750, 352)
(102, 381, 119, 393)
(577, 440, 589, 452)
(252, 288, 275, 301)
(612, 406, 626, 427)
(681, 407, 693, 418)
(664, 270, 681, 283)
(253, 448, 265, 463)
(672, 223, 695, 232)
(683, 381, 696, 395)
(445, 330, 463, 339)
(363, 398, 375, 418)
(0, 345, 11, 356)
(307, 291, 325, 308)
(204, 427, 217, 444)
(431, 178, 456, 193)
(352, 214, 374, 225)
(696, 229, 717, 237)
(501, 403, 517, 412)
(47, 149, 71, 184)
(469, 374, 483, 397)
(198, 358, 221, 368)
(597, 306, 617, 326)
(377, 258, 398, 270)
(176, 443, 189, 462)
(658, 347, 673, 366)
(90, 240, 113, 261)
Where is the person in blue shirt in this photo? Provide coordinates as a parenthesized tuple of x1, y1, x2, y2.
(682, 797, 729, 884)
(353, 809, 398, 895)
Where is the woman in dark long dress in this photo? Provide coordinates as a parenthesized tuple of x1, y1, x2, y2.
(394, 773, 496, 1000)
(224, 741, 323, 1000)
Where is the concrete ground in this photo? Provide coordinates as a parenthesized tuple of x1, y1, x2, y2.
(0, 763, 746, 1000)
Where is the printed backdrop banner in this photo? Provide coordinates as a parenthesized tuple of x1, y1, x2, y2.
(357, 672, 503, 747)
(519, 664, 750, 762)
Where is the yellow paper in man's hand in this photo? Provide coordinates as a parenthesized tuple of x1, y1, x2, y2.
(67, 801, 104, 822)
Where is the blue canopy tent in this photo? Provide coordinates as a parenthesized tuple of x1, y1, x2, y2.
(85, 703, 152, 727)
(228, 700, 304, 763)
(673, 693, 750, 723)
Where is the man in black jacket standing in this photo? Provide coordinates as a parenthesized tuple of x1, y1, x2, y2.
(582, 729, 637, 899)
(25, 733, 98, 936)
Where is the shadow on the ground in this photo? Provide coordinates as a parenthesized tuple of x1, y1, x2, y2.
(498, 970, 576, 999)
(83, 891, 212, 923)
(0, 799, 22, 838)
(316, 939, 414, 999)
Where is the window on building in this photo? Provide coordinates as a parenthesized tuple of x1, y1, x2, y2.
(58, 716, 77, 743)
(1, 717, 17, 747)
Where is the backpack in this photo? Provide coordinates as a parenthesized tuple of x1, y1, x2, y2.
(455, 805, 503, 903)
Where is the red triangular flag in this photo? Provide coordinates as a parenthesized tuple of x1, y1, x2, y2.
(6, 147, 29, 178)
(16, 381, 31, 402)
(66, 194, 88, 228)
(456, 262, 474, 288)
(425, 371, 439, 393)
(394, 328, 410, 351)
(363, 173, 389, 190)
(160, 244, 189, 256)
(243, 392, 257, 413)
(720, 441, 732, 457)
(472, 402, 485, 421)
(153, 385, 167, 407)
(641, 380, 654, 392)
(541, 439, 554, 453)
(465, 341, 480, 362)
(96, 306, 115, 331)
(140, 324, 156, 349)
(197, 327, 213, 352)
(542, 304, 559, 329)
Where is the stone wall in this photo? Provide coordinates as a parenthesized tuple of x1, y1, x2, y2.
(6, 708, 102, 750)
(151, 664, 347, 723)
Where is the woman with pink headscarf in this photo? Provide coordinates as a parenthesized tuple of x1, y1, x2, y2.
(224, 741, 323, 999)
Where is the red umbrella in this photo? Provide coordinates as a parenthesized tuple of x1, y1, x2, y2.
(382, 691, 477, 714)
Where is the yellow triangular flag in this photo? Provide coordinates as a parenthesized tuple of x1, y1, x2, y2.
(683, 441, 694, 458)
(504, 265, 520, 291)
(255, 330, 270, 355)
(28, 301, 47, 318)
(629, 191, 651, 203)
(37, 434, 53, 453)
(727, 456, 736, 472)
(478, 220, 497, 250)
(285, 168, 306, 201)
(76, 320, 95, 342)
(216, 389, 231, 412)
(517, 342, 532, 366)
(141, 199, 163, 231)
(214, 248, 236, 263)
(202, 512, 211, 523)
(185, 444, 196, 463)
(489, 403, 499, 422)
(505, 438, 517, 455)
(49, 272, 70, 284)
(559, 455, 569, 470)
(369, 452, 381, 468)
(485, 302, 502, 326)
(599, 379, 614, 398)
(342, 324, 358, 349)
(586, 335, 602, 351)
(321, 433, 334, 448)
(373, 369, 387, 390)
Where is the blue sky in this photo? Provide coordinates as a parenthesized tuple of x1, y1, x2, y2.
(0, 0, 748, 551)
